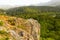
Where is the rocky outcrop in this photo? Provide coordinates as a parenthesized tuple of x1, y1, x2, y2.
(0, 15, 40, 40)
(27, 19, 40, 40)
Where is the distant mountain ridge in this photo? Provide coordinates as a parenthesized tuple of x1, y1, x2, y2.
(0, 5, 22, 9)
(37, 0, 60, 6)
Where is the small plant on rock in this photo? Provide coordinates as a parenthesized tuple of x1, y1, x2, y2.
(0, 20, 3, 26)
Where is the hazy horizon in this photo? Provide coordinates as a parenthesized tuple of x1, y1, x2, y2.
(0, 0, 51, 9)
(0, 0, 51, 6)
(0, 0, 60, 9)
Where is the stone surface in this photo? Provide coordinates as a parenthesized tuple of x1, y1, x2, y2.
(0, 15, 40, 40)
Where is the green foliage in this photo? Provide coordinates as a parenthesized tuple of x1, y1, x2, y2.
(5, 37, 9, 40)
(0, 20, 3, 26)
(1, 6, 60, 40)
(5, 6, 60, 40)
(47, 38, 55, 40)
(0, 37, 9, 40)
(0, 30, 8, 34)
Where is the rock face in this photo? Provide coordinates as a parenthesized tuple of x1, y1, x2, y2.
(27, 19, 40, 40)
(0, 15, 40, 40)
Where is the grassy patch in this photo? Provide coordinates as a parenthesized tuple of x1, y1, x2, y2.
(0, 30, 8, 35)
(17, 25, 26, 30)
(0, 20, 3, 26)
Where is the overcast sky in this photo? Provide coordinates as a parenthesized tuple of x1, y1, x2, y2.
(0, 0, 51, 6)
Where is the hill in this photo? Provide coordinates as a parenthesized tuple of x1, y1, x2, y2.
(5, 6, 60, 40)
(6, 6, 60, 17)
(0, 6, 60, 40)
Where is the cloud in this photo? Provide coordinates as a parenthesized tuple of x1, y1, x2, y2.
(0, 0, 51, 6)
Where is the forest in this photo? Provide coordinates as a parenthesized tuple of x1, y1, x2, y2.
(0, 6, 60, 40)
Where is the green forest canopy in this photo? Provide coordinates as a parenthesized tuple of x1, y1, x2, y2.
(0, 6, 60, 40)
